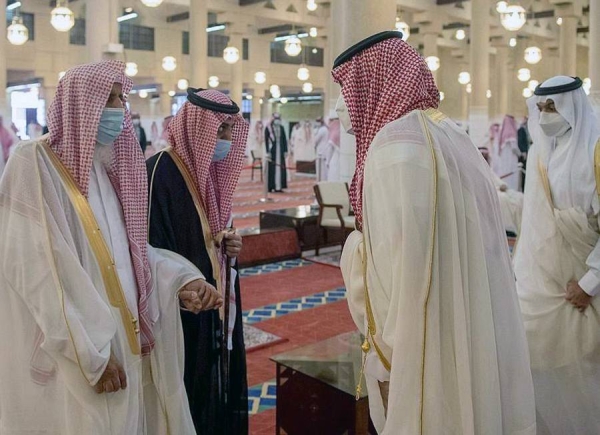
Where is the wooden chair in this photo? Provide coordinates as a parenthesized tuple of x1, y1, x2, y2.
(313, 182, 355, 255)
(251, 150, 263, 182)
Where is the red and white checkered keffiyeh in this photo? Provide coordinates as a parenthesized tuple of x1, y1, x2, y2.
(331, 38, 440, 230)
(47, 60, 155, 355)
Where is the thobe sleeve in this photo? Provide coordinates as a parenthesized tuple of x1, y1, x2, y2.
(281, 126, 288, 154)
(579, 198, 600, 296)
(147, 245, 205, 294)
(2, 205, 117, 386)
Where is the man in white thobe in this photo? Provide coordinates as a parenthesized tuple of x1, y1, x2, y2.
(333, 31, 536, 435)
(0, 61, 222, 435)
(514, 76, 600, 434)
(314, 117, 329, 181)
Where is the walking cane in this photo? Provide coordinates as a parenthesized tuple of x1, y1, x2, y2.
(221, 243, 233, 433)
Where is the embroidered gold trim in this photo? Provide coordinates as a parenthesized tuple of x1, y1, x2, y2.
(42, 142, 141, 356)
(417, 110, 439, 435)
(163, 148, 224, 319)
(424, 108, 447, 124)
(537, 158, 554, 208)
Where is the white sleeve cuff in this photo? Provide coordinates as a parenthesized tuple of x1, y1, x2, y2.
(365, 351, 390, 383)
(579, 270, 600, 296)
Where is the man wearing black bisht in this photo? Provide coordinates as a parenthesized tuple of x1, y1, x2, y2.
(265, 113, 288, 192)
(146, 88, 249, 434)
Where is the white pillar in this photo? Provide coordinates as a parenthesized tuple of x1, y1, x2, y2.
(559, 16, 578, 76)
(329, 0, 396, 183)
(589, 0, 600, 117)
(229, 34, 244, 107)
(468, 0, 490, 147)
(190, 0, 208, 88)
(86, 0, 119, 62)
(423, 32, 439, 83)
(496, 47, 509, 116)
(160, 92, 172, 118)
(0, 5, 8, 119)
(251, 85, 265, 123)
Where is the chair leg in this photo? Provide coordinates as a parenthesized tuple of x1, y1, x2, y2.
(260, 163, 263, 182)
(251, 164, 255, 181)
(315, 227, 321, 256)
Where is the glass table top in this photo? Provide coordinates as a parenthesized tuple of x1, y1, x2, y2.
(271, 331, 368, 398)
(260, 205, 320, 219)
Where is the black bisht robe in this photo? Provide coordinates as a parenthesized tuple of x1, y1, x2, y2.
(265, 124, 288, 191)
(147, 152, 248, 435)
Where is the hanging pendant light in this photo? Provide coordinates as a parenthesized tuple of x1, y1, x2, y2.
(270, 84, 281, 99)
(297, 66, 310, 81)
(302, 82, 313, 93)
(7, 15, 29, 45)
(517, 68, 531, 82)
(162, 56, 177, 72)
(141, 0, 164, 7)
(486, 90, 492, 99)
(309, 27, 318, 37)
(395, 19, 410, 41)
(168, 90, 176, 97)
(522, 88, 533, 98)
(466, 83, 472, 94)
(425, 56, 440, 72)
(524, 46, 542, 64)
(509, 37, 517, 47)
(500, 5, 527, 31)
(306, 0, 318, 12)
(439, 91, 445, 101)
(177, 79, 189, 90)
(285, 35, 302, 57)
(139, 90, 149, 99)
(254, 71, 267, 84)
(455, 29, 466, 40)
(125, 62, 139, 77)
(496, 1, 508, 13)
(458, 72, 471, 85)
(223, 46, 240, 64)
(208, 76, 220, 88)
(528, 80, 539, 91)
(50, 1, 75, 32)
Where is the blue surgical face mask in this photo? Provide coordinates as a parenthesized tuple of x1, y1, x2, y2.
(97, 108, 125, 145)
(213, 139, 232, 162)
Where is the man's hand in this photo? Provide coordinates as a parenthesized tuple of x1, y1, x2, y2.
(223, 232, 243, 258)
(565, 280, 593, 313)
(179, 279, 223, 314)
(499, 184, 508, 192)
(95, 352, 127, 394)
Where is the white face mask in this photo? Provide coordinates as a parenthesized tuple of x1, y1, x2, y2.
(335, 94, 354, 136)
(539, 111, 571, 138)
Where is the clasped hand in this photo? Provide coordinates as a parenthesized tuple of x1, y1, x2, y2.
(215, 229, 243, 258)
(565, 279, 593, 313)
(179, 279, 223, 314)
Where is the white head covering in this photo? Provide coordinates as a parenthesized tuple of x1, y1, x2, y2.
(527, 76, 600, 210)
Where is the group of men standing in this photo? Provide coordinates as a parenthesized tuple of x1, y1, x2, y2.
(1, 29, 600, 435)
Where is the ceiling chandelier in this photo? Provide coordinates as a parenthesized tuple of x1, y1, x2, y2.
(524, 46, 542, 64)
(208, 76, 220, 88)
(458, 72, 471, 85)
(285, 35, 302, 57)
(162, 56, 177, 72)
(425, 56, 440, 72)
(395, 19, 410, 41)
(455, 29, 466, 40)
(7, 15, 29, 45)
(306, 0, 318, 12)
(302, 82, 313, 93)
(500, 5, 527, 31)
(297, 66, 310, 81)
(517, 68, 531, 82)
(528, 80, 539, 91)
(254, 71, 267, 84)
(270, 84, 281, 99)
(522, 88, 533, 98)
(125, 62, 139, 77)
(51, 1, 75, 32)
(509, 37, 517, 47)
(223, 46, 240, 64)
(177, 79, 189, 90)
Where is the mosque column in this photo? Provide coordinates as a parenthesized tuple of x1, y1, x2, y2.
(468, 0, 490, 147)
(496, 46, 509, 116)
(251, 85, 266, 123)
(86, 0, 119, 63)
(329, 0, 396, 183)
(0, 4, 8, 119)
(589, 0, 600, 114)
(160, 92, 172, 118)
(228, 33, 244, 108)
(190, 0, 208, 88)
(261, 89, 271, 121)
(559, 14, 578, 76)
